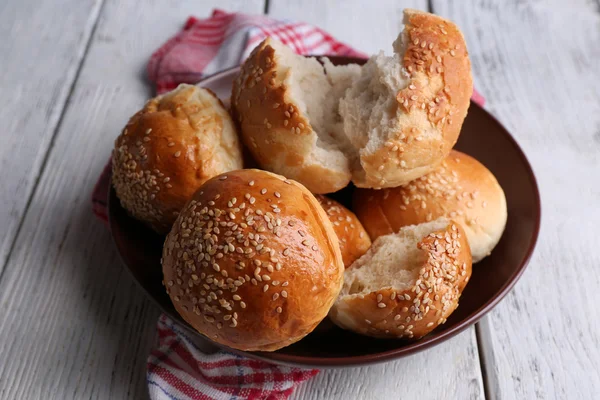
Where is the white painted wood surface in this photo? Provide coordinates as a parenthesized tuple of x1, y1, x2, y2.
(0, 1, 263, 399)
(0, 0, 103, 273)
(433, 1, 600, 399)
(1, 0, 599, 398)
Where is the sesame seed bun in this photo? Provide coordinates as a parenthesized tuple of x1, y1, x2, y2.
(340, 9, 473, 188)
(161, 169, 344, 352)
(353, 150, 507, 262)
(231, 39, 360, 194)
(329, 218, 472, 340)
(112, 84, 243, 234)
(231, 9, 472, 193)
(315, 195, 371, 268)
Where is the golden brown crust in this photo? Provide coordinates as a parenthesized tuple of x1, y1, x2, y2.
(161, 169, 344, 351)
(231, 41, 350, 194)
(353, 150, 507, 262)
(352, 9, 473, 189)
(112, 84, 243, 234)
(329, 221, 472, 339)
(315, 195, 371, 268)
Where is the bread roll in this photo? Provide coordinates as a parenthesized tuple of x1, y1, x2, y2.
(112, 84, 243, 233)
(316, 195, 371, 268)
(353, 150, 507, 262)
(329, 218, 472, 340)
(161, 169, 344, 351)
(231, 41, 360, 194)
(340, 9, 473, 188)
(231, 9, 472, 193)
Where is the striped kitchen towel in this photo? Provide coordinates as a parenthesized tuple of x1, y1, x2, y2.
(147, 9, 367, 95)
(93, 8, 486, 400)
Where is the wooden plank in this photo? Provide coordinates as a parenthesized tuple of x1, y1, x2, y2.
(432, 1, 600, 399)
(267, 1, 485, 399)
(293, 330, 483, 400)
(0, 1, 264, 399)
(0, 0, 104, 274)
(269, 0, 428, 55)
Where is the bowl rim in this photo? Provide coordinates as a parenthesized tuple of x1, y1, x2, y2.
(109, 57, 541, 368)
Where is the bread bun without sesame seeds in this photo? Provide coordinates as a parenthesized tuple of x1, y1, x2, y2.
(161, 169, 345, 352)
(353, 150, 507, 262)
(329, 218, 472, 340)
(231, 9, 472, 193)
(112, 84, 243, 234)
(315, 195, 371, 268)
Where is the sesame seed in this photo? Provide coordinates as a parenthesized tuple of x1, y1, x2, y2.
(378, 303, 386, 308)
(272, 293, 279, 301)
(263, 284, 269, 292)
(276, 307, 282, 313)
(281, 290, 288, 298)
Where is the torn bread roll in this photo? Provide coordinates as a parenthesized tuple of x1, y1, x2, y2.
(316, 195, 371, 268)
(353, 150, 507, 262)
(329, 218, 472, 340)
(161, 169, 344, 352)
(231, 9, 472, 193)
(112, 84, 243, 233)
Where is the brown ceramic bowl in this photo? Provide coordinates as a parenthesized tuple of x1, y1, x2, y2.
(108, 57, 541, 367)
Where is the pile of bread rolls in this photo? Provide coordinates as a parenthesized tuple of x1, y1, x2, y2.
(112, 9, 507, 351)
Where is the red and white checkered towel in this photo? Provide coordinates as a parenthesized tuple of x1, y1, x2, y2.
(93, 9, 485, 400)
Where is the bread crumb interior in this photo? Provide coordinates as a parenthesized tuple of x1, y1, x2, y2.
(341, 218, 449, 296)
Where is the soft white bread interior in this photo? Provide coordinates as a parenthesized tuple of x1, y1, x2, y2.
(329, 218, 472, 340)
(232, 9, 472, 193)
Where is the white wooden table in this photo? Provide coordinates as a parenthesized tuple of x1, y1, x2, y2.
(1, 0, 599, 398)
